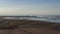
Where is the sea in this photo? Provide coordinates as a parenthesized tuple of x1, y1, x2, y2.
(4, 15, 60, 23)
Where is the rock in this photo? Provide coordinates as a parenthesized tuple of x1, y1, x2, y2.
(54, 25, 60, 30)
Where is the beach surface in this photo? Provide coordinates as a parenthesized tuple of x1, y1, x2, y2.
(0, 19, 60, 34)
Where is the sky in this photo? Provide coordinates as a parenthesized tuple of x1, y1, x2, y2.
(0, 0, 60, 15)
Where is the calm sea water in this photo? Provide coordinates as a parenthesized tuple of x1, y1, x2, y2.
(4, 15, 60, 23)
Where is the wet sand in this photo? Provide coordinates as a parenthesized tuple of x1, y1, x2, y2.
(0, 19, 60, 34)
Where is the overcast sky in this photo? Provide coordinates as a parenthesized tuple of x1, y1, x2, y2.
(0, 0, 60, 15)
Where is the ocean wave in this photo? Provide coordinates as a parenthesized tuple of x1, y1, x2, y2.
(3, 15, 60, 23)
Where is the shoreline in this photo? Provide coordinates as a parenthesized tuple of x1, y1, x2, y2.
(0, 19, 59, 29)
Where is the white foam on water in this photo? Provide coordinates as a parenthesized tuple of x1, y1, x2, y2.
(4, 15, 60, 23)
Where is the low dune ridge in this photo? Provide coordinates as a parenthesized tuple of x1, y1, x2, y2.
(0, 19, 60, 34)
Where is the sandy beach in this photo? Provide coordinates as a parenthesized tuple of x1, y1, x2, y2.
(0, 19, 60, 34)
